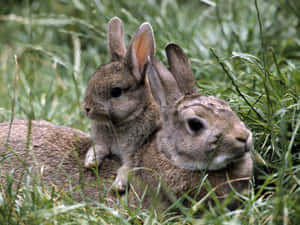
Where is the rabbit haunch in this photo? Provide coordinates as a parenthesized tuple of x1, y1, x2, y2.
(83, 17, 159, 191)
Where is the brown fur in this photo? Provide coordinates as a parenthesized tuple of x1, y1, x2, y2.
(148, 44, 253, 173)
(0, 38, 253, 214)
(83, 17, 159, 191)
(0, 118, 251, 211)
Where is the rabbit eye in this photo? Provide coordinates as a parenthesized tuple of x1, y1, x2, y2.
(110, 87, 122, 98)
(187, 118, 204, 132)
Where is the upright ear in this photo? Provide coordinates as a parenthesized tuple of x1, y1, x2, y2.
(147, 57, 182, 121)
(166, 43, 198, 95)
(126, 23, 155, 82)
(108, 17, 127, 61)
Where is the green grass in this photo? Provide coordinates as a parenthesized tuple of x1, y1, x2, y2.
(0, 0, 300, 224)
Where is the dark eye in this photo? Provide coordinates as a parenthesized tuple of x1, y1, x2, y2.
(110, 87, 122, 98)
(187, 118, 204, 132)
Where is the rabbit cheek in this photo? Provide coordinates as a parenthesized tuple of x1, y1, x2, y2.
(175, 132, 207, 161)
(109, 93, 142, 122)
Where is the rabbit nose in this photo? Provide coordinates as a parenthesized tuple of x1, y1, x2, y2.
(236, 136, 247, 143)
(235, 132, 251, 152)
(235, 130, 249, 142)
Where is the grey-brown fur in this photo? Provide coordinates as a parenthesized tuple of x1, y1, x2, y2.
(83, 17, 159, 191)
(0, 120, 92, 191)
(148, 44, 253, 173)
(0, 42, 253, 213)
(0, 120, 252, 211)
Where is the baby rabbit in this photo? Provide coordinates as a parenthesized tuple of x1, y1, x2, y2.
(83, 17, 159, 191)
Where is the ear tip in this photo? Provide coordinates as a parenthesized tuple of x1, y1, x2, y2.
(166, 43, 182, 53)
(166, 43, 179, 49)
(108, 16, 123, 26)
(140, 22, 152, 28)
(139, 22, 154, 35)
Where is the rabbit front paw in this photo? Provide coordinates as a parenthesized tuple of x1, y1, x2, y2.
(112, 166, 129, 193)
(84, 149, 100, 168)
(84, 144, 108, 168)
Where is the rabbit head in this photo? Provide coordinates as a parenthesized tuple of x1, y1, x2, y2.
(84, 17, 155, 125)
(147, 43, 253, 171)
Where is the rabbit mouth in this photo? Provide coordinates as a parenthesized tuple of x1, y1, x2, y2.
(207, 153, 246, 171)
(88, 112, 110, 122)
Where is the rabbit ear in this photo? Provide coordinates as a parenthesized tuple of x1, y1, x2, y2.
(147, 57, 182, 120)
(126, 22, 155, 82)
(166, 43, 198, 95)
(108, 17, 127, 61)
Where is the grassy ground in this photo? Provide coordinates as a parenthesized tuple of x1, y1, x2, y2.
(0, 0, 299, 224)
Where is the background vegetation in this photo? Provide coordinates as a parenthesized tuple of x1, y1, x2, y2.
(0, 0, 299, 224)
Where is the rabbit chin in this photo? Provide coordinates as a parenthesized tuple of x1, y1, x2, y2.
(173, 153, 247, 171)
(207, 153, 247, 171)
